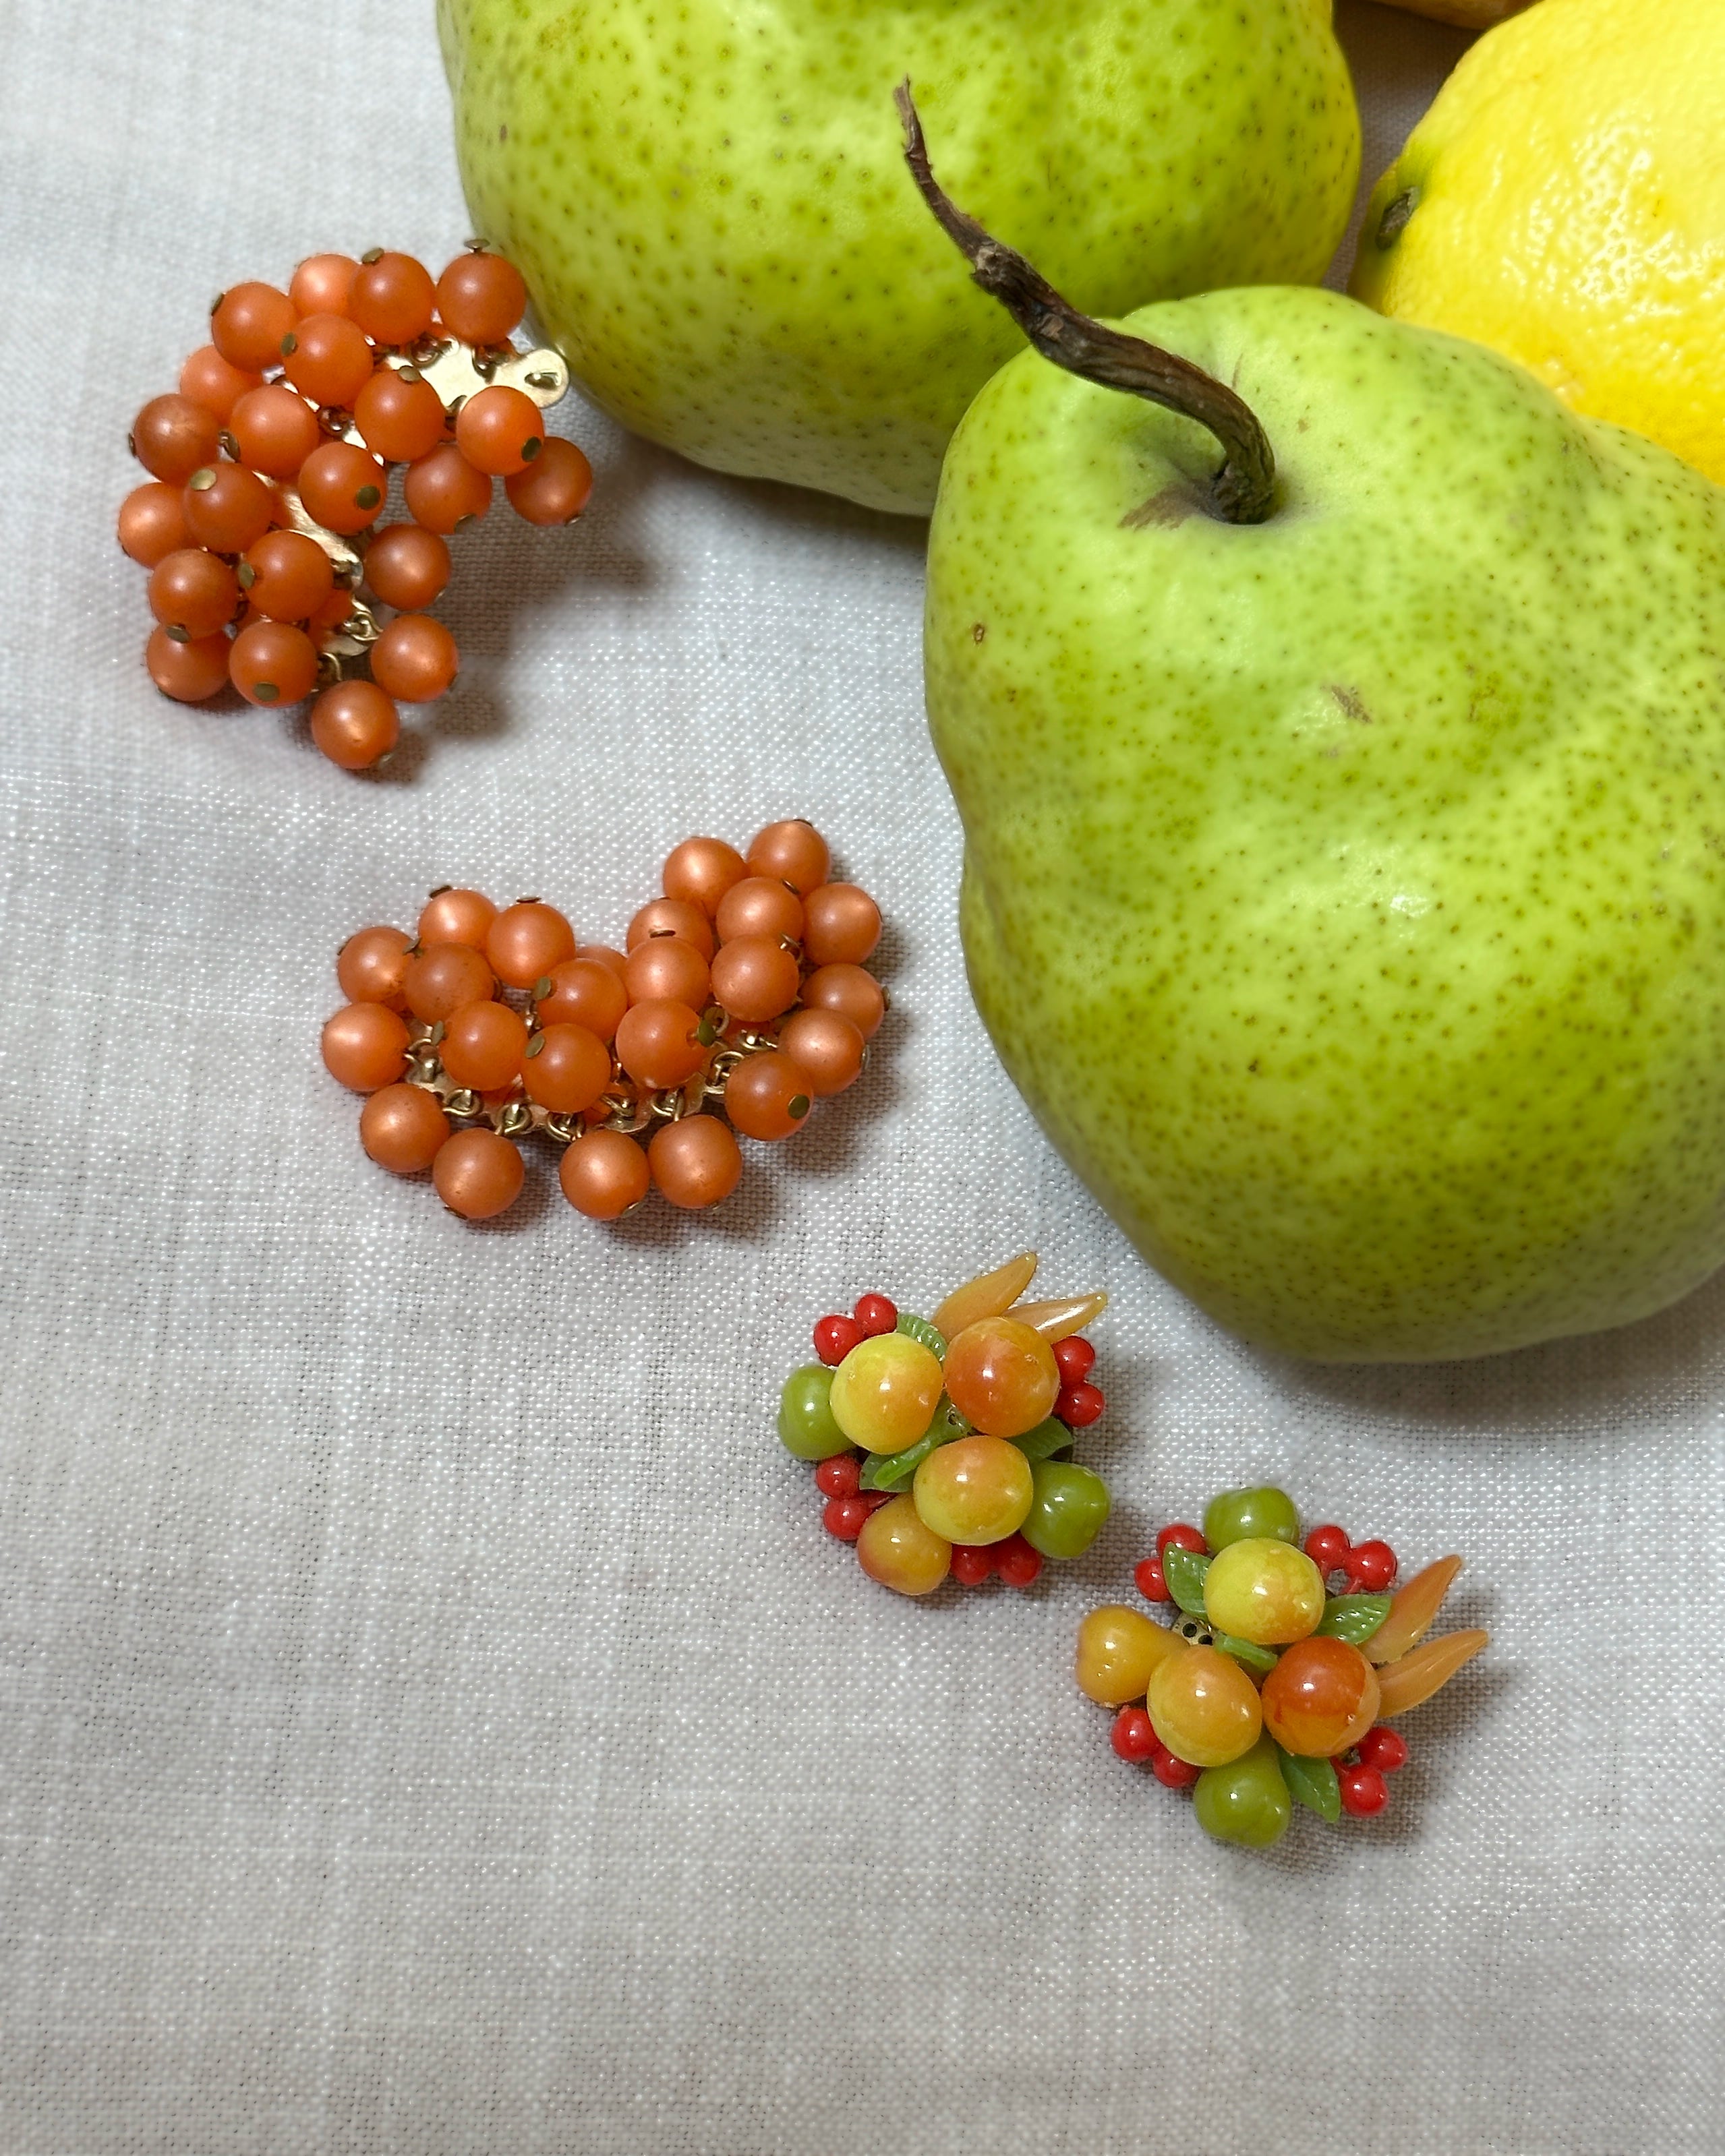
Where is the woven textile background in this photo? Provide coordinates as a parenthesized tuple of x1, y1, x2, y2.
(2, 3, 1720, 2151)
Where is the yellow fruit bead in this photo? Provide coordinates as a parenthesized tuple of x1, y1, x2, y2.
(912, 1433, 1033, 1545)
(856, 1494, 951, 1596)
(1148, 1644, 1262, 1768)
(1203, 1538, 1326, 1647)
(827, 1333, 943, 1454)
(1075, 1606, 1185, 1706)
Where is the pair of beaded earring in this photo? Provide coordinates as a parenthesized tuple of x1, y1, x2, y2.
(119, 243, 589, 771)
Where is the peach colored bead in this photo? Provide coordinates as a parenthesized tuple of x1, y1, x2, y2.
(715, 876, 804, 947)
(802, 882, 881, 967)
(662, 836, 747, 918)
(241, 530, 334, 624)
(522, 1022, 611, 1114)
(354, 368, 449, 465)
(131, 394, 221, 485)
(119, 482, 194, 568)
(622, 936, 711, 1011)
(436, 251, 527, 345)
(560, 1129, 649, 1219)
(487, 900, 576, 989)
(146, 626, 231, 703)
(148, 548, 240, 640)
(614, 998, 707, 1090)
(359, 1082, 449, 1174)
(179, 345, 263, 421)
(403, 443, 492, 533)
(297, 442, 386, 535)
(350, 251, 437, 347)
(289, 253, 360, 318)
(504, 438, 593, 525)
(537, 958, 628, 1040)
(576, 944, 628, 982)
(404, 941, 494, 1021)
(229, 619, 318, 708)
(321, 1002, 409, 1091)
(455, 384, 544, 477)
(627, 897, 715, 961)
(210, 282, 295, 372)
(363, 524, 451, 612)
(747, 818, 829, 895)
(648, 1114, 742, 1209)
(229, 384, 322, 481)
(311, 681, 399, 771)
(371, 613, 459, 703)
(440, 999, 528, 1091)
(709, 935, 800, 1024)
(433, 1128, 523, 1220)
(777, 1007, 865, 1096)
(337, 924, 411, 1008)
(723, 1051, 812, 1141)
(417, 888, 496, 949)
(800, 961, 885, 1040)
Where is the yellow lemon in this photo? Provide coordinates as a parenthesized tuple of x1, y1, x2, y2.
(1351, 0, 1725, 483)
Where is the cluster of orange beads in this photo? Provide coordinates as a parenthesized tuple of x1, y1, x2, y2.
(119, 245, 591, 771)
(320, 819, 887, 1220)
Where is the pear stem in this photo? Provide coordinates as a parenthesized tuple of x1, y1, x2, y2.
(896, 83, 1277, 525)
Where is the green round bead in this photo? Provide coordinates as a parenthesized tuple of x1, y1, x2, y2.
(1020, 1460, 1111, 1559)
(1192, 1736, 1293, 1848)
(778, 1365, 852, 1460)
(1203, 1485, 1300, 1551)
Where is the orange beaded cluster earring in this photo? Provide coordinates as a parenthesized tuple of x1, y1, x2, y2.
(119, 245, 592, 771)
(320, 820, 888, 1220)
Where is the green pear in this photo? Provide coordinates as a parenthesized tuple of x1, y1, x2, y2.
(437, 0, 1359, 514)
(913, 109, 1725, 1361)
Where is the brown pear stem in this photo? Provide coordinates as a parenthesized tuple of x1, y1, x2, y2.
(896, 83, 1277, 525)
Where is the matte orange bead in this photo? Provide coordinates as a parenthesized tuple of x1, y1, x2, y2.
(747, 818, 829, 895)
(371, 613, 459, 702)
(504, 437, 593, 525)
(403, 443, 492, 533)
(404, 941, 495, 1021)
(179, 345, 262, 421)
(455, 384, 545, 477)
(281, 312, 376, 409)
(337, 925, 412, 1007)
(362, 523, 451, 611)
(575, 944, 628, 982)
(310, 681, 399, 771)
(440, 998, 529, 1091)
(521, 1022, 611, 1114)
(800, 962, 885, 1040)
(487, 901, 576, 988)
(229, 384, 321, 481)
(436, 250, 527, 345)
(648, 1114, 742, 1209)
(297, 442, 386, 535)
(715, 876, 803, 946)
(119, 482, 194, 567)
(359, 1081, 448, 1173)
(417, 888, 496, 950)
(537, 958, 628, 1040)
(560, 1128, 649, 1219)
(662, 836, 747, 919)
(145, 626, 231, 703)
(289, 253, 360, 318)
(241, 530, 334, 623)
(614, 998, 706, 1090)
(355, 368, 449, 465)
(432, 1127, 523, 1219)
(349, 251, 437, 347)
(723, 1050, 812, 1141)
(709, 935, 800, 1024)
(229, 619, 318, 707)
(622, 936, 710, 1011)
(210, 282, 295, 372)
(181, 463, 276, 553)
(802, 882, 881, 967)
(132, 394, 222, 485)
(777, 1007, 865, 1096)
(628, 898, 715, 961)
(147, 547, 240, 640)
(321, 1001, 409, 1091)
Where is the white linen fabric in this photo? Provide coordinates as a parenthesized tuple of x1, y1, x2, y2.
(2, 3, 1720, 2150)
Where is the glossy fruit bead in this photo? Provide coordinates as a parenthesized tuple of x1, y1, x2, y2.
(403, 443, 492, 533)
(949, 1545, 994, 1587)
(1074, 1605, 1184, 1706)
(662, 836, 747, 918)
(435, 249, 527, 342)
(487, 900, 575, 988)
(715, 875, 804, 946)
(777, 1007, 865, 1096)
(537, 957, 627, 1041)
(1052, 1335, 1096, 1387)
(993, 1534, 1043, 1588)
(1148, 1643, 1262, 1768)
(747, 818, 829, 895)
(1304, 1524, 1351, 1576)
(724, 1052, 812, 1141)
(179, 345, 263, 421)
(800, 962, 885, 1041)
(932, 1260, 1041, 1342)
(1338, 1762, 1389, 1818)
(827, 1332, 943, 1454)
(353, 367, 448, 464)
(146, 627, 231, 703)
(311, 681, 399, 769)
(455, 384, 545, 477)
(1260, 1636, 1380, 1757)
(148, 548, 239, 640)
(1204, 1486, 1301, 1551)
(1134, 1555, 1171, 1603)
(710, 936, 800, 1024)
(229, 620, 318, 707)
(1111, 1707, 1157, 1764)
(228, 384, 320, 480)
(802, 883, 881, 967)
(815, 1452, 862, 1498)
(440, 999, 528, 1090)
(1345, 1539, 1399, 1592)
(1151, 1741, 1202, 1790)
(337, 925, 412, 1008)
(778, 1363, 852, 1461)
(1056, 1381, 1105, 1428)
(1204, 1538, 1326, 1647)
(321, 1001, 409, 1091)
(432, 1127, 523, 1220)
(1374, 1629, 1490, 1717)
(1158, 1523, 1207, 1558)
(942, 1315, 1060, 1439)
(360, 524, 450, 615)
(349, 251, 437, 345)
(289, 253, 359, 318)
(1365, 1555, 1463, 1667)
(505, 436, 594, 525)
(614, 998, 705, 1090)
(240, 530, 334, 622)
(622, 934, 709, 1011)
(359, 1082, 449, 1173)
(814, 1313, 865, 1366)
(558, 1129, 649, 1220)
(404, 940, 494, 1021)
(522, 1022, 610, 1114)
(1356, 1725, 1409, 1775)
(210, 282, 295, 371)
(181, 464, 274, 553)
(371, 613, 459, 702)
(823, 1495, 880, 1543)
(118, 481, 194, 568)
(419, 887, 495, 949)
(647, 1114, 742, 1208)
(912, 1434, 1033, 1546)
(628, 897, 715, 961)
(297, 442, 386, 535)
(1022, 1460, 1111, 1560)
(856, 1494, 949, 1596)
(854, 1293, 896, 1336)
(1193, 1737, 1292, 1848)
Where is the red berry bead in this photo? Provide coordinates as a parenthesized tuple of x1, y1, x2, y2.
(1338, 1762, 1390, 1817)
(1053, 1334, 1096, 1385)
(815, 1454, 860, 1499)
(1356, 1725, 1409, 1775)
(1346, 1539, 1399, 1592)
(993, 1533, 1043, 1589)
(1111, 1706, 1157, 1763)
(1150, 1741, 1202, 1789)
(1157, 1523, 1207, 1558)
(1134, 1555, 1171, 1603)
(854, 1293, 898, 1337)
(950, 1545, 995, 1588)
(813, 1313, 864, 1366)
(1057, 1381, 1105, 1427)
(1305, 1524, 1351, 1574)
(823, 1495, 873, 1542)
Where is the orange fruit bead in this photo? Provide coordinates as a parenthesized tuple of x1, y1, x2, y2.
(297, 441, 386, 534)
(709, 935, 800, 1024)
(504, 436, 593, 525)
(436, 249, 527, 345)
(337, 924, 412, 1007)
(455, 384, 545, 476)
(229, 619, 318, 707)
(179, 345, 263, 421)
(799, 961, 885, 1040)
(723, 1050, 812, 1141)
(647, 1114, 742, 1209)
(802, 882, 881, 967)
(747, 818, 829, 895)
(417, 888, 496, 949)
(228, 384, 322, 481)
(521, 1022, 611, 1114)
(131, 394, 221, 485)
(289, 253, 359, 318)
(777, 1007, 865, 1096)
(210, 281, 295, 372)
(321, 1001, 409, 1091)
(537, 958, 628, 1040)
(432, 1128, 524, 1220)
(856, 1494, 950, 1597)
(311, 681, 399, 771)
(403, 442, 492, 533)
(280, 312, 376, 409)
(359, 1082, 449, 1173)
(145, 626, 231, 703)
(350, 251, 437, 345)
(622, 935, 710, 1011)
(715, 876, 804, 946)
(662, 836, 746, 919)
(362, 523, 451, 611)
(1260, 1638, 1381, 1759)
(240, 529, 334, 622)
(559, 1129, 649, 1219)
(147, 547, 240, 640)
(627, 897, 715, 961)
(440, 999, 528, 1091)
(614, 998, 706, 1090)
(404, 941, 495, 1022)
(487, 900, 576, 988)
(354, 367, 449, 465)
(181, 463, 275, 553)
(370, 613, 459, 702)
(119, 481, 194, 568)
(942, 1316, 1061, 1438)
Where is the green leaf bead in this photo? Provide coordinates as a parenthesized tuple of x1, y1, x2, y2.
(1202, 1485, 1301, 1551)
(1010, 1416, 1073, 1463)
(1212, 1630, 1279, 1676)
(778, 1365, 852, 1460)
(858, 1397, 969, 1489)
(1316, 1592, 1393, 1644)
(1161, 1544, 1212, 1616)
(894, 1311, 947, 1360)
(1020, 1460, 1111, 1559)
(1276, 1747, 1341, 1822)
(1192, 1736, 1292, 1849)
